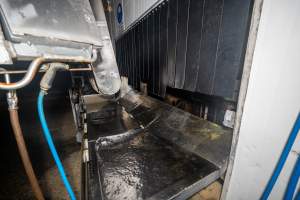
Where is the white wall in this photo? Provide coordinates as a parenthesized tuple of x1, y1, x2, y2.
(223, 0, 300, 199)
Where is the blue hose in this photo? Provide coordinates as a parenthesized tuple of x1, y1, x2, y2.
(294, 188, 300, 200)
(261, 113, 300, 200)
(284, 156, 300, 200)
(37, 91, 76, 200)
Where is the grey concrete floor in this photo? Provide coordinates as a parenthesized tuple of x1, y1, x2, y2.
(0, 95, 81, 200)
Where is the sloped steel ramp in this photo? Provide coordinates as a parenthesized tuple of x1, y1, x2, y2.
(83, 90, 232, 200)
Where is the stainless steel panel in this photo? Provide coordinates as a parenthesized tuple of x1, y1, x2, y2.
(0, 26, 11, 64)
(0, 0, 102, 45)
(120, 90, 232, 169)
(83, 91, 228, 200)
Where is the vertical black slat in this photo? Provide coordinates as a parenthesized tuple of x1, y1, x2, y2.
(141, 19, 146, 82)
(138, 21, 143, 82)
(129, 29, 134, 86)
(174, 0, 190, 89)
(121, 37, 125, 76)
(133, 26, 137, 89)
(136, 23, 141, 90)
(127, 31, 131, 85)
(132, 28, 137, 89)
(145, 16, 150, 83)
(212, 0, 253, 100)
(158, 2, 168, 97)
(117, 39, 121, 76)
(153, 7, 160, 95)
(167, 0, 178, 87)
(115, 39, 120, 73)
(125, 33, 129, 82)
(118, 39, 122, 76)
(148, 12, 155, 94)
(151, 11, 156, 94)
(143, 18, 148, 82)
(117, 38, 123, 76)
(183, 0, 205, 92)
(136, 24, 139, 90)
(127, 32, 131, 79)
(121, 36, 125, 77)
(196, 0, 224, 95)
(124, 34, 129, 78)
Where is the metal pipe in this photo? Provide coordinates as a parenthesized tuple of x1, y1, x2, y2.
(0, 57, 44, 90)
(0, 67, 92, 75)
(9, 109, 45, 200)
(0, 49, 97, 90)
(1, 69, 45, 200)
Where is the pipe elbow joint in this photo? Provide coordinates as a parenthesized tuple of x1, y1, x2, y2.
(40, 63, 69, 91)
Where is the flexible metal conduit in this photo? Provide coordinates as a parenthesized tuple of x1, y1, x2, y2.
(0, 69, 45, 200)
(9, 109, 45, 200)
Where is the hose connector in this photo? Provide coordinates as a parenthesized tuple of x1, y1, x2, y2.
(40, 63, 69, 92)
(0, 68, 18, 110)
(7, 90, 18, 110)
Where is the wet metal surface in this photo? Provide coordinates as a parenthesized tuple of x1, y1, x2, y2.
(119, 90, 232, 170)
(84, 91, 231, 200)
(97, 133, 217, 200)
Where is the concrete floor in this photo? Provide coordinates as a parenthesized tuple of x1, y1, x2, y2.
(0, 95, 81, 200)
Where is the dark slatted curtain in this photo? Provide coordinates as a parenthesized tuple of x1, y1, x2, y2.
(115, 0, 253, 100)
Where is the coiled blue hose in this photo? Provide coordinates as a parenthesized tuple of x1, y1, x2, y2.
(38, 90, 76, 200)
(261, 113, 300, 200)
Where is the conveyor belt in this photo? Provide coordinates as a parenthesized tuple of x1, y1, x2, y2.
(82, 91, 232, 200)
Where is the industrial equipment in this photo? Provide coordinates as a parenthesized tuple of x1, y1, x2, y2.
(0, 0, 252, 199)
(0, 0, 267, 199)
